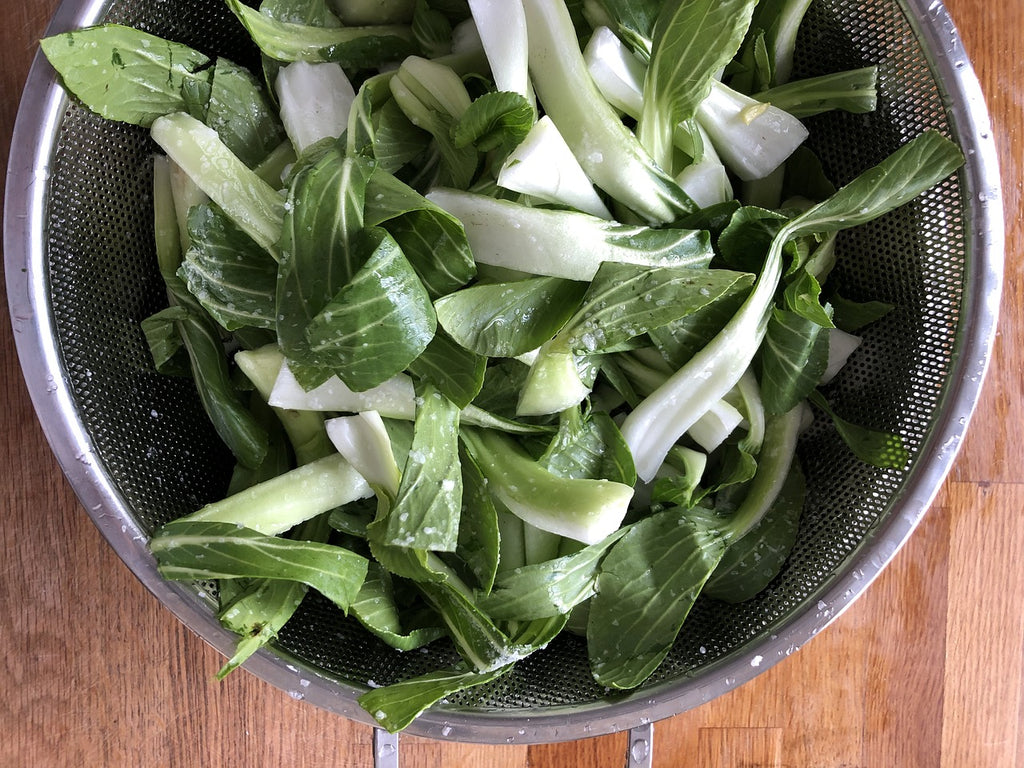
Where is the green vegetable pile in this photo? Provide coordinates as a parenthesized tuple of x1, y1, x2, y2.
(42, 0, 963, 731)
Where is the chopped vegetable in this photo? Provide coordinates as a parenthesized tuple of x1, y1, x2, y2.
(42, 0, 964, 732)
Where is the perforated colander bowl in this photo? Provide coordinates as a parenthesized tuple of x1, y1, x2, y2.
(4, 0, 1002, 762)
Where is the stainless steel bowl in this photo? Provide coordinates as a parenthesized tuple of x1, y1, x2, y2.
(4, 0, 1002, 762)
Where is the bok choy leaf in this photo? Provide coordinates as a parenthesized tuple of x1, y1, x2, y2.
(151, 520, 369, 612)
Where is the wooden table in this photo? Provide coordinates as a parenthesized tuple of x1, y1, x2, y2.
(3, 1, 1021, 765)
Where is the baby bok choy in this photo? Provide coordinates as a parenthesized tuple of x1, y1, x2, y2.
(41, 0, 964, 733)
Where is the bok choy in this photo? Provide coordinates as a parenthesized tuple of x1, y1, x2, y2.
(43, 0, 964, 733)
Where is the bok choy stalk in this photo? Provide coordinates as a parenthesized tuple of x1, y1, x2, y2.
(425, 187, 712, 281)
(269, 363, 547, 434)
(174, 454, 372, 536)
(466, 0, 531, 103)
(146, 156, 269, 470)
(621, 129, 964, 482)
(460, 427, 634, 545)
(584, 20, 808, 182)
(215, 344, 338, 677)
(496, 116, 612, 218)
(151, 112, 286, 258)
(275, 61, 356, 156)
(519, 0, 695, 223)
(224, 0, 416, 67)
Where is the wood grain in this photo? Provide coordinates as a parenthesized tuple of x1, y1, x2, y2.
(3, 0, 1021, 766)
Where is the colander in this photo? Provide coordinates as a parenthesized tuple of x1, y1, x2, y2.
(4, 0, 1002, 765)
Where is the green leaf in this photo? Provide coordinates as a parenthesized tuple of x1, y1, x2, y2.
(178, 204, 278, 332)
(456, 445, 501, 593)
(151, 520, 369, 612)
(364, 169, 476, 297)
(141, 306, 191, 376)
(374, 384, 462, 551)
(40, 24, 212, 127)
(415, 580, 521, 671)
(171, 275, 270, 469)
(759, 308, 829, 416)
(406, 329, 486, 408)
(351, 562, 446, 650)
(829, 293, 894, 333)
(560, 263, 754, 355)
(776, 150, 835, 211)
(216, 577, 308, 677)
(782, 130, 964, 242)
(225, 389, 294, 495)
(754, 67, 878, 118)
(638, 0, 758, 168)
(471, 360, 531, 420)
(390, 55, 478, 188)
(589, 0, 661, 60)
(648, 274, 753, 368)
(704, 460, 805, 603)
(328, 500, 375, 538)
(453, 91, 535, 154)
(412, 0, 454, 58)
(740, 0, 813, 87)
(540, 408, 636, 486)
(729, 26, 772, 94)
(479, 526, 630, 620)
(587, 508, 727, 689)
(782, 268, 834, 328)
(434, 277, 588, 358)
(373, 99, 432, 174)
(206, 58, 286, 168)
(260, 0, 342, 26)
(716, 205, 788, 273)
(808, 390, 909, 469)
(213, 504, 331, 678)
(649, 445, 708, 509)
(226, 0, 415, 67)
(305, 227, 437, 390)
(347, 72, 395, 160)
(276, 148, 373, 365)
(359, 663, 513, 733)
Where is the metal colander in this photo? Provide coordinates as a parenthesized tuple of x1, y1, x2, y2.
(4, 0, 1002, 762)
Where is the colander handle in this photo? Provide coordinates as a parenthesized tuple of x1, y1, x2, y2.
(626, 722, 654, 767)
(370, 722, 654, 766)
(373, 728, 399, 767)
